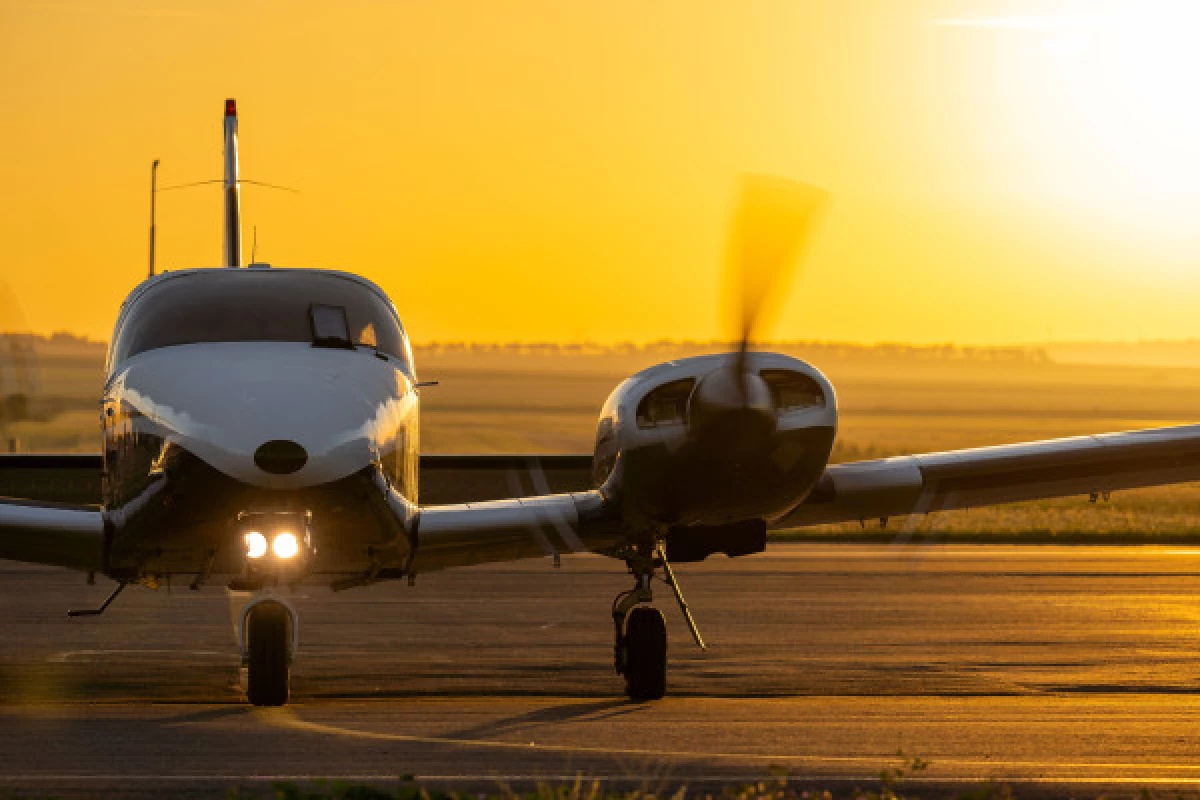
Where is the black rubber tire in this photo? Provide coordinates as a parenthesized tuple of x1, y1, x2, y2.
(246, 601, 291, 707)
(623, 606, 667, 701)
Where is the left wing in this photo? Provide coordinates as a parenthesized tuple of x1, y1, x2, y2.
(412, 489, 621, 574)
(406, 454, 607, 573)
(779, 424, 1200, 528)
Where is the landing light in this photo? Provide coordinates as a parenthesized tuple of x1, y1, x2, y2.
(272, 532, 300, 559)
(244, 531, 268, 559)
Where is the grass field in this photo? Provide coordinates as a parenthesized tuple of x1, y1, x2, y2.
(3, 337, 1198, 537)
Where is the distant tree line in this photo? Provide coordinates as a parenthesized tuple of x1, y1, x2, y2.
(0, 331, 105, 348)
(0, 331, 1054, 363)
(414, 340, 1051, 362)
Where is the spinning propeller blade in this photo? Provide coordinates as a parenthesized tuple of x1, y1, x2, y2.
(725, 174, 828, 377)
(688, 175, 829, 444)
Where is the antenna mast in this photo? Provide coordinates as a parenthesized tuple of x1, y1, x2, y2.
(148, 159, 159, 278)
(223, 98, 242, 267)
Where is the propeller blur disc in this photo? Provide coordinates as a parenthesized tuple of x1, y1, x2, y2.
(726, 174, 829, 354)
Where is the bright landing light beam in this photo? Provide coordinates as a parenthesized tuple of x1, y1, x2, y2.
(272, 532, 299, 560)
(244, 531, 268, 559)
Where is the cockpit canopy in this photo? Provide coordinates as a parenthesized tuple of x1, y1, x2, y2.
(108, 269, 412, 374)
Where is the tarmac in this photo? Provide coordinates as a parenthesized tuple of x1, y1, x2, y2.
(5, 544, 1200, 797)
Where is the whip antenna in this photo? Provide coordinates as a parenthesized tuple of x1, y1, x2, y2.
(148, 159, 159, 278)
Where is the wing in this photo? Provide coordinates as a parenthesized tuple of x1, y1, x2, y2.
(0, 452, 606, 576)
(779, 424, 1200, 527)
(412, 489, 622, 574)
(418, 453, 594, 504)
(0, 454, 106, 571)
(0, 453, 102, 504)
(0, 498, 105, 571)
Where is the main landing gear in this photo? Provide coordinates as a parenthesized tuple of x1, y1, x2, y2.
(239, 595, 297, 706)
(612, 543, 705, 701)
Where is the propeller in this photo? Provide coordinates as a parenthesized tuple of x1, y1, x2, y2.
(727, 173, 829, 380)
(689, 174, 829, 447)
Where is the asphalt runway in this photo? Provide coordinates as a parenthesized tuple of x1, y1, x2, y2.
(5, 544, 1200, 797)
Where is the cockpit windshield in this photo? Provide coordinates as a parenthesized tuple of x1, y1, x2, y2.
(110, 269, 411, 371)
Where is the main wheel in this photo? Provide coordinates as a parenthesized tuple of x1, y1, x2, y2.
(623, 606, 667, 701)
(246, 601, 291, 707)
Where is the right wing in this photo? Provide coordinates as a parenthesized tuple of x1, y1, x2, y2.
(779, 424, 1200, 527)
(0, 498, 105, 571)
(0, 451, 604, 576)
(0, 454, 106, 571)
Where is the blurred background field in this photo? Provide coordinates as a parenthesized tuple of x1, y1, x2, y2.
(3, 334, 1199, 538)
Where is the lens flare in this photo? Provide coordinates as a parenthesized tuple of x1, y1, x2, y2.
(244, 531, 268, 559)
(272, 532, 300, 559)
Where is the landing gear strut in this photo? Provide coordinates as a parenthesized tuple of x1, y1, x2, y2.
(240, 596, 296, 706)
(612, 543, 704, 701)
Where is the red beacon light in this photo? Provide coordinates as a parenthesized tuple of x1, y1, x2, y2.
(225, 98, 237, 117)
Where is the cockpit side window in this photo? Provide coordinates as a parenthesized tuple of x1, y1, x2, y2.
(110, 271, 411, 372)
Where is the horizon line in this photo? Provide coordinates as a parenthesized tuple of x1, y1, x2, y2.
(7, 332, 1200, 349)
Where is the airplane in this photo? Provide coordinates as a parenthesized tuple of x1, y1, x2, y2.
(3, 99, 1200, 707)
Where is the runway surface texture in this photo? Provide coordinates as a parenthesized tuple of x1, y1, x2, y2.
(4, 544, 1200, 797)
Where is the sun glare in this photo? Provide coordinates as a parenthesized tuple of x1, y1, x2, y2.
(944, 5, 1200, 207)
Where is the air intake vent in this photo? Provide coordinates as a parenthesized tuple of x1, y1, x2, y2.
(254, 440, 308, 474)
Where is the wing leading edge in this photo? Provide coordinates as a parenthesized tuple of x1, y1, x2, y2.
(780, 423, 1200, 527)
(0, 456, 106, 572)
(413, 489, 621, 574)
(0, 499, 105, 571)
(7, 425, 1200, 575)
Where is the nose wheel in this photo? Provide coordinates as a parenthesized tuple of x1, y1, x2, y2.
(618, 605, 667, 699)
(240, 597, 296, 706)
(612, 544, 704, 701)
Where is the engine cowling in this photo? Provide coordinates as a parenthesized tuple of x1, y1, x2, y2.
(592, 352, 837, 535)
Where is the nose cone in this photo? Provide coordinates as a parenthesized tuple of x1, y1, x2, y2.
(113, 342, 412, 489)
(689, 367, 777, 451)
(254, 440, 308, 474)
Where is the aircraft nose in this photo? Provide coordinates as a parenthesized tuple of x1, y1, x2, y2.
(254, 440, 308, 475)
(116, 342, 410, 488)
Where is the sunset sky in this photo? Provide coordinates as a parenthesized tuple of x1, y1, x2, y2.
(3, 0, 1200, 344)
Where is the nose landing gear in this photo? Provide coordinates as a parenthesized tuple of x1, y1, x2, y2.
(612, 544, 705, 701)
(239, 595, 297, 706)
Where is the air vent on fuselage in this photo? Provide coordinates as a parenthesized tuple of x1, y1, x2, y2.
(760, 369, 825, 411)
(635, 378, 695, 428)
(254, 440, 308, 474)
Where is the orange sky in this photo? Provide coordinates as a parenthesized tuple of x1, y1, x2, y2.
(3, 0, 1200, 344)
